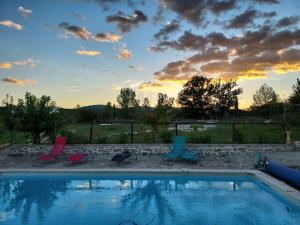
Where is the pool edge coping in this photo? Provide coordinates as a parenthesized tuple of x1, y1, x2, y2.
(1, 168, 300, 206)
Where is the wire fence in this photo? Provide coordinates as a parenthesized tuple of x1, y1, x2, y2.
(58, 121, 287, 144)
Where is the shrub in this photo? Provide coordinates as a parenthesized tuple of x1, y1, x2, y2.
(60, 130, 87, 144)
(233, 130, 244, 143)
(160, 130, 173, 143)
(114, 133, 128, 144)
(188, 131, 211, 143)
(95, 136, 108, 144)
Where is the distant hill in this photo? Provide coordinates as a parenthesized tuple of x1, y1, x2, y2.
(79, 104, 106, 112)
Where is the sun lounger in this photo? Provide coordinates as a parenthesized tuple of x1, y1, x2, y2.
(164, 136, 200, 162)
(111, 151, 132, 163)
(68, 153, 88, 164)
(37, 136, 66, 163)
(163, 136, 186, 161)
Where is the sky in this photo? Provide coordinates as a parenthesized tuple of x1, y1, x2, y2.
(0, 0, 300, 109)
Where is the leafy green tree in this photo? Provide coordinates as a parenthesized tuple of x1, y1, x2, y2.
(156, 93, 174, 121)
(289, 78, 300, 104)
(213, 80, 243, 116)
(102, 102, 113, 120)
(2, 94, 18, 144)
(252, 83, 279, 107)
(117, 87, 139, 119)
(142, 97, 150, 109)
(17, 92, 57, 144)
(177, 76, 216, 118)
(141, 97, 151, 115)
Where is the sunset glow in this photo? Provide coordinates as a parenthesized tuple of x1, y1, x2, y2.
(0, 0, 300, 108)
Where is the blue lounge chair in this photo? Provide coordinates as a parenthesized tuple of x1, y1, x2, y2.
(164, 136, 200, 162)
(181, 149, 200, 162)
(163, 136, 186, 161)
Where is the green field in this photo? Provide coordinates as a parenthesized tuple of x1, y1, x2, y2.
(1, 122, 298, 145)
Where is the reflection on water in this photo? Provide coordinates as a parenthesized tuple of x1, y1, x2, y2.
(0, 176, 300, 225)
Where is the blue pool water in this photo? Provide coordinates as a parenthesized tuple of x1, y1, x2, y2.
(0, 173, 300, 225)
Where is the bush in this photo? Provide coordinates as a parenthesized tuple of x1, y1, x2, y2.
(160, 130, 173, 143)
(233, 130, 244, 143)
(95, 136, 108, 144)
(188, 131, 211, 143)
(114, 133, 128, 144)
(60, 130, 88, 144)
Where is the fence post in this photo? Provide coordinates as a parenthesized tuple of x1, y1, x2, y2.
(130, 122, 133, 144)
(89, 121, 94, 143)
(175, 123, 178, 136)
(232, 123, 236, 143)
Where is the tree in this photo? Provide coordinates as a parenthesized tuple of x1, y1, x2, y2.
(102, 102, 113, 120)
(177, 76, 216, 118)
(141, 98, 151, 114)
(17, 92, 57, 144)
(213, 80, 243, 116)
(156, 93, 174, 121)
(117, 87, 139, 119)
(2, 94, 18, 144)
(252, 83, 279, 107)
(289, 78, 300, 104)
(142, 97, 150, 109)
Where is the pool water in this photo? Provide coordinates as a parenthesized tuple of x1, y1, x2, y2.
(0, 173, 300, 225)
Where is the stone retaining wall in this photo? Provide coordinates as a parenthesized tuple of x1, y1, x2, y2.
(9, 144, 296, 157)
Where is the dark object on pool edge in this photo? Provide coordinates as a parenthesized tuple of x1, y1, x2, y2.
(111, 151, 132, 163)
(265, 159, 300, 188)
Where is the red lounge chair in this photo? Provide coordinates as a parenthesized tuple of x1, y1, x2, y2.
(67, 153, 88, 164)
(37, 136, 67, 162)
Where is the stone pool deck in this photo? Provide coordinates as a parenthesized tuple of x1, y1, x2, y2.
(0, 146, 300, 170)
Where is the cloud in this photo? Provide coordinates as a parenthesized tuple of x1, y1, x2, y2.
(159, 0, 206, 26)
(72, 13, 87, 21)
(149, 45, 165, 52)
(154, 19, 180, 40)
(93, 32, 122, 42)
(128, 65, 143, 71)
(112, 80, 143, 90)
(76, 50, 101, 56)
(13, 58, 37, 67)
(58, 22, 90, 40)
(117, 49, 132, 59)
(0, 59, 37, 69)
(0, 63, 12, 70)
(251, 0, 279, 3)
(17, 6, 33, 18)
(276, 16, 300, 28)
(88, 0, 144, 11)
(2, 77, 37, 86)
(208, 0, 236, 15)
(138, 81, 162, 90)
(154, 60, 199, 82)
(262, 11, 277, 18)
(0, 20, 23, 30)
(187, 48, 229, 63)
(106, 10, 147, 32)
(154, 31, 207, 51)
(226, 9, 258, 29)
(152, 23, 300, 82)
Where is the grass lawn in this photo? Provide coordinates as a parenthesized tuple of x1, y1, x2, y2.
(0, 123, 29, 144)
(0, 122, 298, 144)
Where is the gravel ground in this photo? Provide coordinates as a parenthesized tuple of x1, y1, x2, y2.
(0, 147, 299, 171)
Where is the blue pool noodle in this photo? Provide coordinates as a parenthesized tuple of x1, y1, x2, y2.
(266, 160, 300, 188)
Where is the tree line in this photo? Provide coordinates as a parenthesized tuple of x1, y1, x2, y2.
(1, 76, 300, 144)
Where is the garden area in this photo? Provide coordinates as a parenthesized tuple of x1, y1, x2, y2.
(1, 121, 298, 145)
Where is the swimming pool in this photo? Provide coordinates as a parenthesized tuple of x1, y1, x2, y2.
(0, 170, 300, 225)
